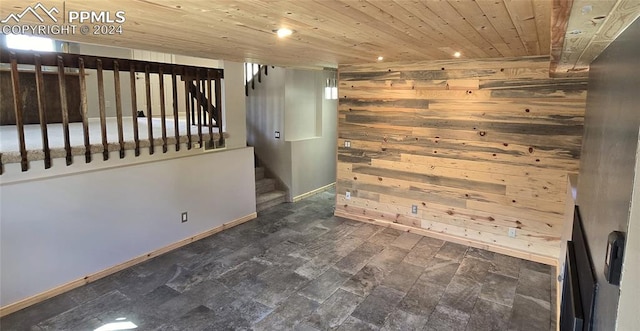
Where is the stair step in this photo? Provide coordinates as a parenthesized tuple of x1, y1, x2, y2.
(256, 190, 286, 212)
(255, 178, 276, 195)
(255, 167, 265, 180)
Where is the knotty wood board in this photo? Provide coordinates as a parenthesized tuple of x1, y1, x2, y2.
(336, 56, 587, 260)
(0, 71, 82, 125)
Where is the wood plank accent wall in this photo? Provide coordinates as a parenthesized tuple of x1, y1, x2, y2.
(335, 56, 588, 262)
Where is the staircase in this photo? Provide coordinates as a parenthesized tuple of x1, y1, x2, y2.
(255, 166, 287, 212)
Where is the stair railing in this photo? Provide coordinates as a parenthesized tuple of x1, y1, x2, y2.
(244, 62, 273, 96)
(0, 48, 225, 174)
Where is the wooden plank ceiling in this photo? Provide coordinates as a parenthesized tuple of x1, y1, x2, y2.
(0, 0, 638, 73)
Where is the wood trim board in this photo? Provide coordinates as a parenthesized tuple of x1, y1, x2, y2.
(335, 210, 557, 266)
(292, 182, 336, 202)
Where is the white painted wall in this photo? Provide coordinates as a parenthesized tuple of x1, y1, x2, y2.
(221, 61, 247, 150)
(174, 54, 221, 68)
(290, 70, 337, 198)
(284, 69, 319, 141)
(246, 67, 292, 192)
(0, 147, 256, 307)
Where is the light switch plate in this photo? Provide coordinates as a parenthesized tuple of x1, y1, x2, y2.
(346, 191, 351, 200)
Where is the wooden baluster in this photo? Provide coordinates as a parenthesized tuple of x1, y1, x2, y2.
(113, 60, 125, 158)
(184, 76, 192, 149)
(207, 70, 213, 147)
(251, 65, 255, 90)
(144, 64, 154, 155)
(9, 53, 28, 171)
(202, 88, 207, 126)
(34, 55, 51, 168)
(171, 69, 180, 151)
(96, 59, 109, 160)
(258, 65, 262, 83)
(78, 57, 91, 163)
(215, 75, 224, 146)
(265, 65, 268, 76)
(129, 65, 140, 156)
(245, 63, 249, 96)
(190, 87, 195, 123)
(195, 70, 203, 147)
(158, 66, 168, 153)
(57, 55, 72, 166)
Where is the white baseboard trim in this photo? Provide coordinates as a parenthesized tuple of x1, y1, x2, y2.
(293, 182, 336, 202)
(0, 212, 258, 318)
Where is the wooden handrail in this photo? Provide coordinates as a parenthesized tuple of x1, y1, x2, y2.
(244, 63, 270, 96)
(0, 49, 223, 78)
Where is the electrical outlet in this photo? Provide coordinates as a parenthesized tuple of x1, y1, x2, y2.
(345, 191, 351, 200)
(508, 227, 516, 238)
(181, 212, 188, 223)
(344, 140, 351, 148)
(275, 131, 280, 139)
(411, 205, 418, 214)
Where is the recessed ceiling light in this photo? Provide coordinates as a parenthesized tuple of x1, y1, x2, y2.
(275, 28, 293, 38)
(453, 51, 461, 58)
(377, 56, 384, 61)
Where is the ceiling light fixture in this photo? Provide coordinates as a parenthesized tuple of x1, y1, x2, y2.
(275, 28, 293, 38)
(453, 51, 461, 58)
(377, 56, 384, 61)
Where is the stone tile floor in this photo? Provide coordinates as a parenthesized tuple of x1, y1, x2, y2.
(1, 190, 557, 330)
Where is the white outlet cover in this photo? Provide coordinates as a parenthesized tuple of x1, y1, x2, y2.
(508, 227, 516, 238)
(346, 191, 351, 200)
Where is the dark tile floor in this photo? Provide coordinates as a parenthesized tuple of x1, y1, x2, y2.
(1, 190, 557, 330)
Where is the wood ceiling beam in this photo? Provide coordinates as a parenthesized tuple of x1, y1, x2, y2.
(551, 0, 640, 77)
(550, 0, 574, 77)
